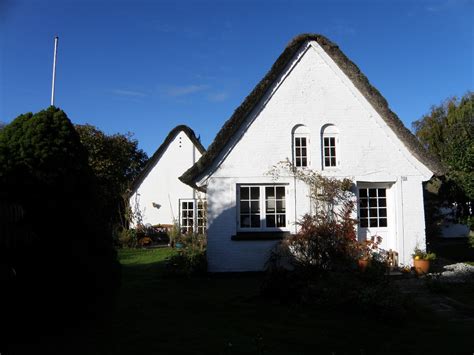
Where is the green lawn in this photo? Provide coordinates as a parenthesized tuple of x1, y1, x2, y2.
(13, 248, 473, 355)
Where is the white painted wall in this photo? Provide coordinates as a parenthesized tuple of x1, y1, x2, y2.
(203, 41, 433, 272)
(130, 131, 203, 226)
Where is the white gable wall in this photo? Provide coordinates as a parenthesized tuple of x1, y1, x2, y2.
(203, 41, 432, 271)
(130, 131, 202, 226)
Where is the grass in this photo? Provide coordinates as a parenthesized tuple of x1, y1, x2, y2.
(10, 248, 473, 355)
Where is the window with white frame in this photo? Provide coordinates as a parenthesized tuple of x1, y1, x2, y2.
(180, 199, 207, 234)
(180, 200, 195, 234)
(293, 125, 310, 168)
(238, 185, 286, 229)
(321, 124, 339, 168)
(197, 200, 207, 235)
(358, 188, 387, 228)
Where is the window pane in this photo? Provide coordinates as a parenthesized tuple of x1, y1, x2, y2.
(250, 187, 260, 199)
(276, 200, 285, 213)
(360, 209, 368, 218)
(329, 137, 335, 146)
(296, 157, 301, 166)
(302, 158, 307, 166)
(266, 215, 275, 228)
(240, 215, 250, 228)
(266, 186, 275, 198)
(369, 208, 378, 217)
(379, 198, 386, 207)
(250, 201, 260, 213)
(240, 186, 249, 200)
(379, 208, 387, 217)
(324, 147, 330, 156)
(266, 200, 275, 212)
(330, 148, 336, 156)
(251, 215, 260, 227)
(378, 189, 386, 197)
(324, 137, 329, 146)
(369, 188, 377, 197)
(277, 215, 286, 227)
(330, 158, 336, 166)
(379, 218, 388, 227)
(325, 158, 330, 166)
(276, 187, 285, 199)
(370, 218, 378, 227)
(359, 189, 367, 198)
(295, 137, 301, 146)
(360, 219, 368, 228)
(182, 211, 187, 218)
(301, 137, 306, 146)
(240, 201, 249, 213)
(182, 202, 187, 209)
(369, 199, 377, 207)
(301, 148, 307, 156)
(360, 198, 368, 208)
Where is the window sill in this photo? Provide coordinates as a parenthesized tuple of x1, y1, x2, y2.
(231, 231, 292, 241)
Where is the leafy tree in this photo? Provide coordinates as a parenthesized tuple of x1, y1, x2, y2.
(413, 92, 473, 227)
(0, 107, 119, 344)
(75, 124, 148, 236)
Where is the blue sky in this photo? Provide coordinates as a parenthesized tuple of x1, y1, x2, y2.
(1, 0, 472, 155)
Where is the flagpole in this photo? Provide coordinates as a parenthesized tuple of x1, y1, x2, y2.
(50, 36, 59, 106)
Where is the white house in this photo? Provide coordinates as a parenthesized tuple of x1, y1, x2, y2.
(180, 34, 444, 272)
(130, 125, 206, 233)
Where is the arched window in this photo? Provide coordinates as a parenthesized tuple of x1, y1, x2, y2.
(292, 125, 310, 168)
(321, 124, 339, 169)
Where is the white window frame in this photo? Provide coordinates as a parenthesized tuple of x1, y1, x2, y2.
(237, 184, 288, 232)
(292, 125, 311, 168)
(321, 124, 339, 169)
(357, 187, 388, 229)
(196, 199, 207, 235)
(179, 198, 207, 234)
(322, 135, 338, 168)
(293, 134, 310, 168)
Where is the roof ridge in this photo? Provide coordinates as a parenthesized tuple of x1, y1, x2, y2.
(180, 34, 444, 188)
(130, 124, 205, 193)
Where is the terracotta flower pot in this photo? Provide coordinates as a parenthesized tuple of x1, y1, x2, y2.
(413, 259, 430, 275)
(358, 258, 370, 272)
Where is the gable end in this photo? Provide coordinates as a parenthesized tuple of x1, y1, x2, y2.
(180, 34, 444, 188)
(130, 125, 205, 193)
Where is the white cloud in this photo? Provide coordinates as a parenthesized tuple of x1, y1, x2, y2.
(164, 84, 209, 97)
(208, 92, 229, 102)
(111, 89, 147, 97)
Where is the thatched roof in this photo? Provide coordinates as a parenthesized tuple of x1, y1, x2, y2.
(130, 125, 205, 193)
(180, 34, 444, 188)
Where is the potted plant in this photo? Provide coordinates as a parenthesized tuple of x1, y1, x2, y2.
(412, 248, 436, 275)
(356, 234, 382, 271)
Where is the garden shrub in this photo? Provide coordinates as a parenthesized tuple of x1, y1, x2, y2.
(167, 233, 207, 276)
(262, 163, 405, 317)
(0, 107, 120, 346)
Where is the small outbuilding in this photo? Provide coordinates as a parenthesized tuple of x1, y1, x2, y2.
(130, 125, 206, 233)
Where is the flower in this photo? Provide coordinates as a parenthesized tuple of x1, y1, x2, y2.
(357, 234, 382, 260)
(412, 247, 436, 261)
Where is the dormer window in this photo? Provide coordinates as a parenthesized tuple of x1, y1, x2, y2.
(321, 124, 339, 169)
(292, 125, 310, 168)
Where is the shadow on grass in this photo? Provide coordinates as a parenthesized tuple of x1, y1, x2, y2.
(7, 248, 474, 355)
(430, 237, 474, 263)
